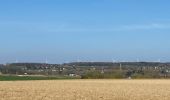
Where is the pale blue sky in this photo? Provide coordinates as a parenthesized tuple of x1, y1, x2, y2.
(0, 0, 170, 63)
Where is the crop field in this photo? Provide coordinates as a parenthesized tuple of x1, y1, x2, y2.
(0, 80, 170, 100)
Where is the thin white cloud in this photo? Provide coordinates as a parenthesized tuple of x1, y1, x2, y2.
(49, 23, 170, 32)
(120, 23, 170, 31)
(1, 22, 170, 33)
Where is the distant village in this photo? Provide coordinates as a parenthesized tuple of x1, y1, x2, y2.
(1, 62, 170, 79)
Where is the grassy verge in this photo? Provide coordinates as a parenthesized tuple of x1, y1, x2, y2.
(0, 75, 80, 81)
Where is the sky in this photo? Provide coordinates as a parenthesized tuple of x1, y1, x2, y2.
(0, 0, 170, 64)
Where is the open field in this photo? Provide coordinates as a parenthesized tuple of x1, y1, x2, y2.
(0, 80, 170, 100)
